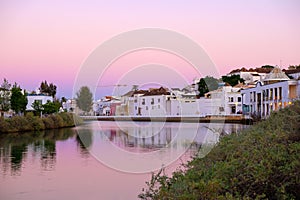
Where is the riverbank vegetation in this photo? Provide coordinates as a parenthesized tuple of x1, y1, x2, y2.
(140, 101, 300, 199)
(0, 112, 83, 133)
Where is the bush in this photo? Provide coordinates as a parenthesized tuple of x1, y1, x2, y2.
(25, 112, 45, 131)
(7, 116, 31, 132)
(58, 112, 74, 127)
(0, 112, 82, 133)
(42, 116, 55, 129)
(140, 101, 300, 199)
(0, 117, 11, 133)
(49, 114, 64, 128)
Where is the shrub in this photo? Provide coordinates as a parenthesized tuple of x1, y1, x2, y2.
(0, 117, 10, 133)
(8, 116, 31, 132)
(58, 112, 75, 127)
(0, 113, 82, 133)
(42, 117, 55, 129)
(49, 114, 64, 128)
(25, 112, 45, 131)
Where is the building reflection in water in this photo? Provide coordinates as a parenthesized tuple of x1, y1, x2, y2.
(100, 122, 248, 153)
(0, 122, 249, 176)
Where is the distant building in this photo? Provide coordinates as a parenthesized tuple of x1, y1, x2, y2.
(115, 85, 245, 117)
(62, 99, 77, 113)
(94, 96, 121, 116)
(283, 68, 300, 80)
(241, 67, 300, 118)
(201, 83, 245, 116)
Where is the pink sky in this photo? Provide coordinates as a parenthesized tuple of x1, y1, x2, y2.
(1, 0, 300, 98)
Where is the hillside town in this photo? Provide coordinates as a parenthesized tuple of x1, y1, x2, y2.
(1, 66, 300, 120)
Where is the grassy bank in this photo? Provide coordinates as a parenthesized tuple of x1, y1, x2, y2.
(0, 112, 83, 133)
(140, 101, 300, 199)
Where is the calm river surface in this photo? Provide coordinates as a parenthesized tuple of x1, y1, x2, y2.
(0, 121, 248, 200)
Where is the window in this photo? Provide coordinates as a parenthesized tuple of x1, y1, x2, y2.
(151, 98, 154, 105)
(146, 106, 148, 110)
(135, 106, 137, 110)
(250, 92, 253, 102)
(142, 99, 145, 105)
(158, 98, 160, 103)
(238, 97, 241, 102)
(158, 105, 160, 109)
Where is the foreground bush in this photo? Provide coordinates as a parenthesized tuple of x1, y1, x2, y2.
(0, 112, 83, 133)
(140, 101, 300, 199)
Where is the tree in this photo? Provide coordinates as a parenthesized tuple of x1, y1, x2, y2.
(197, 76, 219, 97)
(261, 65, 275, 69)
(39, 80, 57, 98)
(10, 83, 28, 115)
(288, 64, 300, 70)
(42, 100, 60, 114)
(0, 78, 11, 117)
(222, 74, 245, 86)
(32, 100, 44, 117)
(76, 86, 93, 115)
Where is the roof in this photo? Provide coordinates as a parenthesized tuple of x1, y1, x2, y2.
(122, 90, 148, 97)
(143, 87, 170, 96)
(283, 68, 300, 74)
(263, 67, 290, 82)
(229, 67, 273, 74)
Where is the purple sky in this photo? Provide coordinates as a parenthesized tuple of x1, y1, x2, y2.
(1, 0, 300, 98)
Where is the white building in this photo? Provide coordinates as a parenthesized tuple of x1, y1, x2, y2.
(133, 87, 170, 116)
(203, 84, 243, 115)
(94, 96, 121, 116)
(26, 94, 53, 111)
(115, 85, 244, 117)
(241, 67, 300, 118)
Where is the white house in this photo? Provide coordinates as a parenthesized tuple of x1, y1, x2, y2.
(133, 87, 170, 116)
(26, 94, 53, 111)
(94, 96, 121, 116)
(241, 67, 300, 118)
(202, 84, 243, 116)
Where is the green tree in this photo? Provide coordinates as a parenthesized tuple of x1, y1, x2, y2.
(42, 100, 60, 114)
(39, 80, 57, 98)
(10, 83, 28, 115)
(76, 86, 93, 115)
(222, 74, 245, 86)
(32, 100, 44, 117)
(197, 76, 219, 97)
(0, 78, 11, 117)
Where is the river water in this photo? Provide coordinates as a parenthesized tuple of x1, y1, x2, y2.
(0, 121, 248, 200)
